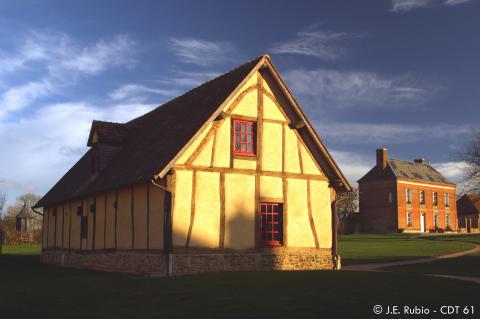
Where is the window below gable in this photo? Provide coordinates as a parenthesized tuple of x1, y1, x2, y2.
(233, 119, 256, 157)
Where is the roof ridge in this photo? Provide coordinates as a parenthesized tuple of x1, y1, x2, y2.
(128, 55, 265, 125)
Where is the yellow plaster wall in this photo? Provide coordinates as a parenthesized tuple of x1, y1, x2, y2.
(310, 180, 332, 248)
(286, 178, 316, 247)
(299, 143, 322, 175)
(42, 207, 48, 248)
(70, 200, 81, 250)
(55, 204, 63, 247)
(117, 188, 132, 249)
(62, 204, 71, 248)
(284, 127, 301, 173)
(176, 123, 213, 165)
(104, 191, 116, 249)
(260, 176, 283, 200)
(230, 91, 257, 118)
(233, 158, 256, 170)
(149, 184, 165, 249)
(225, 72, 258, 116)
(86, 197, 95, 250)
(47, 207, 55, 247)
(190, 171, 220, 248)
(224, 173, 255, 249)
(133, 184, 148, 249)
(191, 133, 214, 167)
(94, 194, 106, 249)
(212, 119, 230, 167)
(263, 95, 287, 121)
(172, 170, 193, 246)
(261, 122, 282, 172)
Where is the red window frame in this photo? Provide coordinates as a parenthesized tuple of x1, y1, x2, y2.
(259, 202, 283, 246)
(233, 119, 256, 156)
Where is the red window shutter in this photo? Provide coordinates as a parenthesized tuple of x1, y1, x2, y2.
(233, 119, 255, 156)
(259, 203, 283, 246)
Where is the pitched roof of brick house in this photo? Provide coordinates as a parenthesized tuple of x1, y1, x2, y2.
(358, 158, 454, 185)
(35, 55, 350, 208)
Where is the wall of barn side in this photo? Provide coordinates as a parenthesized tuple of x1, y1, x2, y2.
(41, 182, 166, 252)
(171, 69, 334, 256)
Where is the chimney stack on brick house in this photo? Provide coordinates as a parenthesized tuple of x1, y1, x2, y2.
(414, 158, 428, 164)
(376, 148, 388, 170)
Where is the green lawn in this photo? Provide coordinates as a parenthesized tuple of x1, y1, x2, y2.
(1, 244, 41, 255)
(0, 253, 479, 319)
(338, 233, 474, 265)
(382, 234, 480, 277)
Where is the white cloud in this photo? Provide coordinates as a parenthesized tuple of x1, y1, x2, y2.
(0, 101, 156, 202)
(109, 84, 179, 101)
(161, 70, 220, 87)
(433, 161, 469, 182)
(56, 34, 136, 75)
(391, 0, 472, 11)
(271, 28, 360, 60)
(283, 68, 432, 110)
(315, 121, 472, 145)
(168, 37, 235, 67)
(0, 79, 55, 119)
(330, 150, 372, 185)
(0, 31, 137, 119)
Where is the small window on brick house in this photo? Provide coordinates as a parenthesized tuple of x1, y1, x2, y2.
(433, 213, 438, 228)
(406, 189, 412, 204)
(445, 193, 450, 207)
(407, 212, 413, 227)
(233, 119, 255, 156)
(445, 214, 451, 228)
(260, 202, 283, 246)
(433, 192, 438, 206)
(420, 191, 425, 205)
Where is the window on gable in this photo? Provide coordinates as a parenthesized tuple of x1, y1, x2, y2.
(233, 119, 255, 156)
(260, 202, 283, 246)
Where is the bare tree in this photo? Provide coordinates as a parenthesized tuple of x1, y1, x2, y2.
(0, 192, 5, 219)
(336, 189, 359, 234)
(462, 131, 480, 194)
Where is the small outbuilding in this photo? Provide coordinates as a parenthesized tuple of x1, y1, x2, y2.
(16, 203, 35, 234)
(457, 194, 480, 232)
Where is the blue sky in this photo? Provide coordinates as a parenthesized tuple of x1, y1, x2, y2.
(0, 0, 479, 205)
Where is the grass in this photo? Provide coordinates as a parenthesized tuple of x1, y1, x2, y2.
(1, 244, 41, 255)
(382, 234, 480, 277)
(338, 233, 474, 265)
(0, 253, 479, 319)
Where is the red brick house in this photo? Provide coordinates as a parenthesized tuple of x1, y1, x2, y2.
(457, 194, 480, 232)
(358, 148, 457, 233)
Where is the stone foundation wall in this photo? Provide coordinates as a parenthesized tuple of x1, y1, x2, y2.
(41, 248, 334, 276)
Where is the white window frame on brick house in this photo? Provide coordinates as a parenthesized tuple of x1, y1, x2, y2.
(406, 189, 412, 204)
(433, 192, 438, 206)
(420, 190, 425, 205)
(407, 212, 413, 227)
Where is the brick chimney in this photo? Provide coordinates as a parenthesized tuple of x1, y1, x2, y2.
(376, 148, 388, 170)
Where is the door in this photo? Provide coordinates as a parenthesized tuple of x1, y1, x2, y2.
(420, 213, 426, 232)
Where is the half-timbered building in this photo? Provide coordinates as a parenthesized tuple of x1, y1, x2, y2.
(35, 55, 351, 275)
